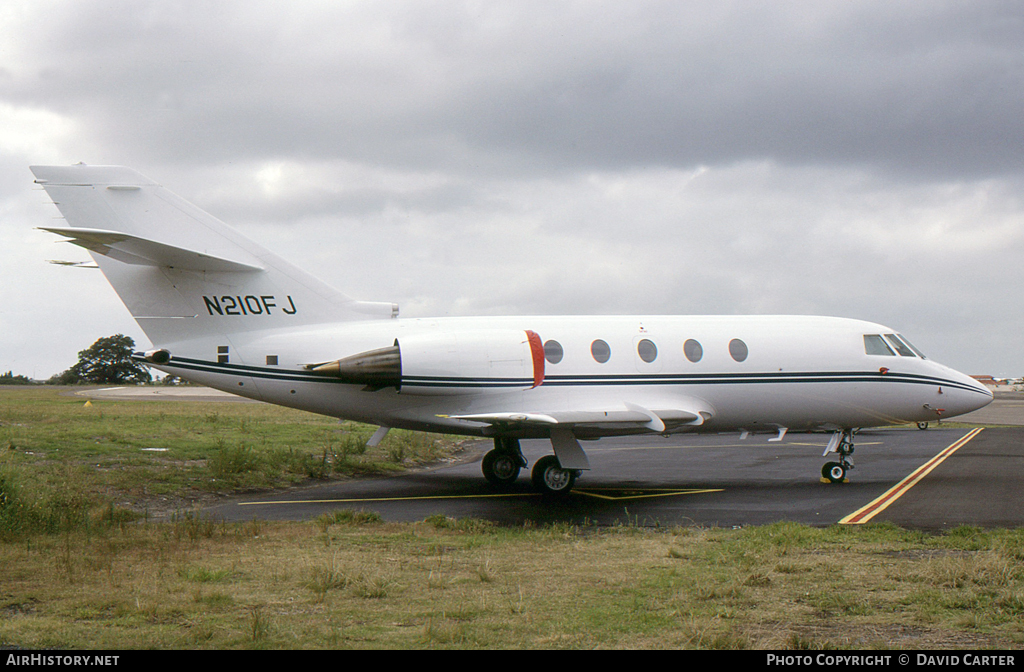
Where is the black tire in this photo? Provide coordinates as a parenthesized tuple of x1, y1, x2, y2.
(482, 449, 520, 486)
(917, 422, 929, 430)
(822, 461, 846, 484)
(531, 455, 577, 496)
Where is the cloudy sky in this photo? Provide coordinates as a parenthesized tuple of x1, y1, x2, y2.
(2, 1, 1022, 379)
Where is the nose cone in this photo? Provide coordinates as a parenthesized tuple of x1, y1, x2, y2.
(940, 366, 994, 419)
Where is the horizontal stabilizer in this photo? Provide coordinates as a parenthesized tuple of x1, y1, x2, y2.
(40, 227, 264, 273)
(47, 259, 99, 269)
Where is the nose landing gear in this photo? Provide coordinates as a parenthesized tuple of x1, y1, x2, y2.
(821, 429, 856, 484)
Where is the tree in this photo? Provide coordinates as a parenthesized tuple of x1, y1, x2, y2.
(0, 371, 34, 385)
(54, 335, 151, 385)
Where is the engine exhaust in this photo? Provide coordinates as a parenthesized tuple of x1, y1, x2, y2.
(308, 344, 401, 389)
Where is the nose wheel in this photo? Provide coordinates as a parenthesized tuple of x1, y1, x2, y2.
(821, 460, 848, 484)
(821, 429, 856, 484)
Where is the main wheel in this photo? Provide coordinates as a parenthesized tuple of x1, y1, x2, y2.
(531, 455, 577, 496)
(482, 449, 521, 486)
(822, 461, 846, 484)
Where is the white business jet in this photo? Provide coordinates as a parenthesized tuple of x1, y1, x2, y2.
(31, 164, 993, 495)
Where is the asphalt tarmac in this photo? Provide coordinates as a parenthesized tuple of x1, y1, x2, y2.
(83, 385, 1023, 530)
(204, 424, 1022, 531)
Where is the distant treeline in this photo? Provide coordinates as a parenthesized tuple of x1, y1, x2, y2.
(6, 334, 154, 386)
(0, 371, 37, 385)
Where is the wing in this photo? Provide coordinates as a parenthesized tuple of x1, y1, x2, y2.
(444, 402, 712, 433)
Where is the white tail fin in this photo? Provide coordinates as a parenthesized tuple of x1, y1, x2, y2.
(32, 164, 396, 347)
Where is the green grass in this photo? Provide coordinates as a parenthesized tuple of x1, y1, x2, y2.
(0, 517, 1022, 649)
(0, 386, 460, 532)
(1, 387, 1022, 649)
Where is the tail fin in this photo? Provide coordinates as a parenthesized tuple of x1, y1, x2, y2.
(31, 164, 396, 347)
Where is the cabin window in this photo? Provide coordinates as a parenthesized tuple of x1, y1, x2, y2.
(637, 339, 658, 363)
(729, 338, 748, 362)
(897, 334, 927, 359)
(684, 339, 703, 363)
(590, 339, 611, 363)
(218, 345, 229, 364)
(543, 340, 564, 364)
(864, 334, 895, 356)
(884, 334, 916, 357)
(266, 355, 279, 366)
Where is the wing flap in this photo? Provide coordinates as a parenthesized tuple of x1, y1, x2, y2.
(40, 227, 264, 273)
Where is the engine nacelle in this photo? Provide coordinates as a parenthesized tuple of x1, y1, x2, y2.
(143, 349, 172, 364)
(399, 329, 544, 395)
(311, 329, 545, 395)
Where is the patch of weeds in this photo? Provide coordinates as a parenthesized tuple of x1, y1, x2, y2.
(786, 632, 841, 650)
(169, 510, 218, 541)
(179, 566, 234, 583)
(249, 605, 271, 644)
(808, 590, 873, 617)
(423, 514, 492, 533)
(744, 572, 772, 587)
(305, 556, 352, 603)
(421, 615, 469, 646)
(317, 509, 383, 527)
(193, 590, 234, 609)
(353, 573, 399, 599)
(475, 559, 494, 583)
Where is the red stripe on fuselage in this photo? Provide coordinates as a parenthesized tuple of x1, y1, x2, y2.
(526, 330, 545, 388)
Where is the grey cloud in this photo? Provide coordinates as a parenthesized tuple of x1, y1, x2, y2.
(8, 1, 1024, 177)
(3, 1, 1023, 379)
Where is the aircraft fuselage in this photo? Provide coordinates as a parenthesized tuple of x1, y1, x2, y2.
(149, 313, 992, 438)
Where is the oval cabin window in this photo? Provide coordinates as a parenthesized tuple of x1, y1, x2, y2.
(637, 339, 658, 363)
(543, 340, 564, 364)
(591, 339, 611, 363)
(729, 338, 748, 362)
(684, 339, 703, 363)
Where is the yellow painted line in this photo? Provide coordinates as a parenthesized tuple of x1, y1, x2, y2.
(238, 487, 723, 507)
(605, 441, 882, 452)
(840, 428, 984, 525)
(574, 488, 723, 501)
(787, 441, 883, 448)
(238, 492, 541, 506)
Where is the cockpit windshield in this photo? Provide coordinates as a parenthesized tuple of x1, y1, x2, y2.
(884, 334, 916, 357)
(864, 333, 927, 358)
(896, 334, 927, 359)
(864, 334, 895, 356)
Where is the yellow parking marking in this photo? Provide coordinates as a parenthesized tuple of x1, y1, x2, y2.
(238, 487, 722, 507)
(840, 428, 984, 525)
(239, 492, 540, 506)
(605, 441, 882, 452)
(573, 487, 723, 501)
(787, 441, 882, 448)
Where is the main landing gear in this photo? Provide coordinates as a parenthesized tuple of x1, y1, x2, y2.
(530, 455, 579, 496)
(481, 437, 527, 487)
(821, 429, 856, 484)
(481, 437, 580, 496)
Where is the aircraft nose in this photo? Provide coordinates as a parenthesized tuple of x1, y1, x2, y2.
(944, 369, 994, 418)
